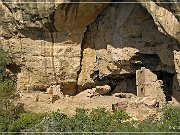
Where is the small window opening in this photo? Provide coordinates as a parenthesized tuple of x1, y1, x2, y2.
(141, 88, 144, 94)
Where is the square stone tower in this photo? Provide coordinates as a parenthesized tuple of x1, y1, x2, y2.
(136, 67, 166, 106)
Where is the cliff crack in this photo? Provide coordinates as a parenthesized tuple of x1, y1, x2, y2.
(50, 32, 58, 84)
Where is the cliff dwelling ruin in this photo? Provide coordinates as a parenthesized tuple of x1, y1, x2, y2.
(90, 52, 175, 103)
(98, 67, 173, 102)
(0, 0, 180, 115)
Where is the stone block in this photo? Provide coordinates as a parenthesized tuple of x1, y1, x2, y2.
(95, 85, 111, 95)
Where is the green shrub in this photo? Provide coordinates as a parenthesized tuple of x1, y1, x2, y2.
(9, 112, 46, 132)
(137, 106, 180, 132)
(86, 108, 113, 132)
(137, 116, 162, 132)
(49, 111, 69, 132)
(0, 109, 14, 132)
(0, 50, 10, 64)
(110, 109, 135, 132)
(35, 108, 135, 132)
(161, 106, 180, 132)
(0, 49, 11, 81)
(1, 106, 179, 133)
(0, 80, 17, 132)
(0, 80, 16, 98)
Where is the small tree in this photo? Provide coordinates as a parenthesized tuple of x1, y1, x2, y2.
(0, 80, 16, 110)
(0, 49, 11, 82)
(0, 80, 16, 132)
(0, 49, 20, 131)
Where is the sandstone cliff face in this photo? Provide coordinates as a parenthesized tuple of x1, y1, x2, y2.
(0, 0, 109, 95)
(138, 0, 180, 42)
(0, 0, 180, 103)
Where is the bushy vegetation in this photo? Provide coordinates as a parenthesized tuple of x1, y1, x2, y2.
(25, 106, 180, 133)
(137, 106, 180, 132)
(9, 112, 46, 132)
(44, 108, 135, 132)
(0, 49, 11, 81)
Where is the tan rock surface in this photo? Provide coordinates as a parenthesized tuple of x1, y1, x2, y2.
(0, 1, 109, 95)
(0, 0, 180, 109)
(138, 0, 180, 41)
(95, 85, 111, 95)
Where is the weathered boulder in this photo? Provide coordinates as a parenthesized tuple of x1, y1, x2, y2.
(74, 89, 99, 99)
(140, 97, 158, 107)
(95, 85, 111, 95)
(113, 93, 136, 98)
(112, 101, 128, 111)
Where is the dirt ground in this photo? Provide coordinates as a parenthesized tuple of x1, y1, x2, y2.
(14, 91, 171, 120)
(15, 91, 125, 115)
